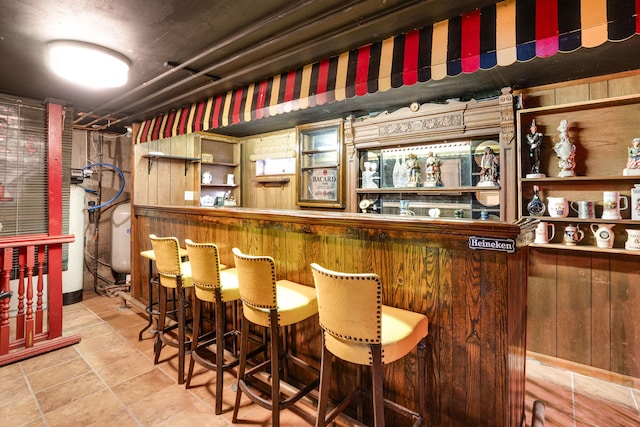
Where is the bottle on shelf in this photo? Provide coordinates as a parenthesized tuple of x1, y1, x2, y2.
(527, 185, 546, 216)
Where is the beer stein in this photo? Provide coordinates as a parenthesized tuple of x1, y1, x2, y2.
(534, 222, 555, 244)
(563, 224, 584, 245)
(602, 191, 628, 220)
(571, 200, 595, 219)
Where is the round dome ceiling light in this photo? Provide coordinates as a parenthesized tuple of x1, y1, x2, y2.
(47, 40, 130, 89)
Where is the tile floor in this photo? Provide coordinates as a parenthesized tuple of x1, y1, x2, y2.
(0, 290, 638, 426)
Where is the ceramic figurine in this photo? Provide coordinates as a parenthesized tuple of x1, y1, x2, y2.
(361, 161, 379, 189)
(405, 153, 421, 187)
(478, 146, 499, 186)
(424, 151, 443, 187)
(623, 137, 640, 176)
(526, 119, 544, 178)
(553, 119, 576, 177)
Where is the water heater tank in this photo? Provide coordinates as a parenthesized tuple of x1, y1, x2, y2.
(111, 202, 131, 274)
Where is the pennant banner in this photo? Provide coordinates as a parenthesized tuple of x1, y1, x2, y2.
(135, 0, 639, 143)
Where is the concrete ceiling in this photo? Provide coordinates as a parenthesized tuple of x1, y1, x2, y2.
(1, 0, 639, 136)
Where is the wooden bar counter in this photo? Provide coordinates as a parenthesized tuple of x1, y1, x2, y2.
(131, 205, 530, 426)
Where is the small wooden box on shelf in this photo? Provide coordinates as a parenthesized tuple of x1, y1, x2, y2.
(517, 94, 640, 254)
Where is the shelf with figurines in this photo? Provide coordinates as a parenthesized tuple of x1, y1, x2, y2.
(517, 94, 640, 253)
(357, 139, 501, 218)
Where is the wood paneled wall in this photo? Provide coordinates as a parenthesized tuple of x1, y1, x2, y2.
(132, 206, 529, 426)
(515, 70, 640, 379)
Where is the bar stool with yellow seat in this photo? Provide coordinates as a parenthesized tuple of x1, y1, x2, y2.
(149, 234, 194, 385)
(138, 246, 188, 341)
(231, 247, 320, 427)
(183, 239, 242, 414)
(310, 263, 429, 427)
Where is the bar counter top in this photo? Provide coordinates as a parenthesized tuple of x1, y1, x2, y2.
(132, 204, 530, 426)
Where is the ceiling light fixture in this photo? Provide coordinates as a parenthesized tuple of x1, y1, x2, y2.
(47, 40, 130, 89)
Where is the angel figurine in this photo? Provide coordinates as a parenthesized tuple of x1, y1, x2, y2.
(623, 137, 640, 176)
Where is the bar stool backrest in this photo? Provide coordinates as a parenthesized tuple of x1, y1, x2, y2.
(310, 263, 381, 344)
(149, 234, 183, 288)
(232, 248, 278, 327)
(185, 239, 222, 289)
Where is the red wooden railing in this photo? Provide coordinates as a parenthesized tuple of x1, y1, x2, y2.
(0, 234, 80, 365)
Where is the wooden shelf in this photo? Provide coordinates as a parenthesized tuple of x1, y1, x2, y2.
(143, 153, 200, 175)
(530, 242, 640, 255)
(521, 216, 640, 225)
(200, 183, 238, 188)
(356, 186, 499, 195)
(252, 177, 291, 187)
(201, 161, 239, 167)
(522, 175, 640, 183)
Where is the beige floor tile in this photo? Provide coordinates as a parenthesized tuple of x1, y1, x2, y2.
(81, 339, 141, 370)
(158, 399, 231, 426)
(0, 370, 32, 406)
(73, 329, 129, 356)
(43, 388, 128, 426)
(110, 368, 176, 406)
(26, 356, 92, 392)
(0, 393, 42, 426)
(36, 371, 107, 414)
(96, 351, 157, 387)
(127, 383, 203, 425)
(20, 346, 81, 374)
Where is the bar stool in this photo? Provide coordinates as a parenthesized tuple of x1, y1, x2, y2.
(231, 247, 320, 427)
(138, 247, 188, 341)
(310, 263, 429, 427)
(149, 234, 194, 385)
(183, 239, 241, 414)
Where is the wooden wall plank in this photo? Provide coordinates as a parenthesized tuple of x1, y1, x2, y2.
(610, 255, 640, 378)
(591, 255, 611, 370)
(556, 252, 592, 365)
(527, 249, 557, 356)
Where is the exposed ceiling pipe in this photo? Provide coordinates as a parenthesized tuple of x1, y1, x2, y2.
(87, 0, 427, 130)
(82, 0, 369, 128)
(73, 0, 318, 127)
(112, 0, 422, 127)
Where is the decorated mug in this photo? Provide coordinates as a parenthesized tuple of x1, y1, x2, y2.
(534, 222, 555, 244)
(563, 224, 584, 245)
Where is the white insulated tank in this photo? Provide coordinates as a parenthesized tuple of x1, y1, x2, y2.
(111, 202, 131, 273)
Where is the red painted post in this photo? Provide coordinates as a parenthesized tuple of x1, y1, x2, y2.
(47, 103, 64, 338)
(0, 248, 12, 355)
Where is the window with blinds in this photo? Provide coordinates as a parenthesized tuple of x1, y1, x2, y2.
(0, 96, 72, 274)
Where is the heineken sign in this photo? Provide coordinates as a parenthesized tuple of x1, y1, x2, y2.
(468, 236, 516, 253)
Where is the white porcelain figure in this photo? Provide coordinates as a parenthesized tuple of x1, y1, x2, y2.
(553, 119, 576, 177)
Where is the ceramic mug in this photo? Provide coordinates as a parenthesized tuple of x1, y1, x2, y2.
(571, 200, 595, 219)
(602, 191, 628, 220)
(563, 224, 584, 245)
(625, 229, 640, 251)
(547, 197, 569, 218)
(534, 222, 555, 244)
